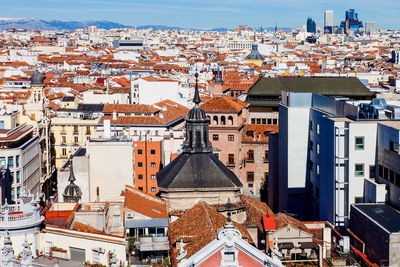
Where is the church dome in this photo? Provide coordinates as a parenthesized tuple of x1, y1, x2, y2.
(188, 106, 207, 121)
(63, 182, 82, 203)
(31, 70, 45, 85)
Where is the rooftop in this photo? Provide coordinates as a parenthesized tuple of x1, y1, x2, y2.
(353, 204, 400, 233)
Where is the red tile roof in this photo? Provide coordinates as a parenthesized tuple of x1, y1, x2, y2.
(201, 96, 248, 112)
(124, 185, 167, 218)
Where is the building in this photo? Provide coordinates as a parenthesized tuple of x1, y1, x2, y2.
(201, 96, 249, 180)
(306, 17, 317, 34)
(350, 204, 400, 267)
(324, 10, 334, 34)
(392, 51, 400, 64)
(156, 75, 243, 211)
(0, 124, 40, 203)
(178, 221, 283, 267)
(269, 93, 400, 229)
(246, 77, 375, 126)
(245, 34, 265, 67)
(365, 22, 378, 35)
(0, 194, 44, 258)
(51, 104, 104, 169)
(112, 39, 144, 50)
(133, 140, 162, 195)
(340, 9, 363, 34)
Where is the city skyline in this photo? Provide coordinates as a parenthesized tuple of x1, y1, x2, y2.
(0, 0, 399, 29)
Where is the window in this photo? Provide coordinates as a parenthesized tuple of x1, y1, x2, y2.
(251, 118, 256, 124)
(150, 149, 156, 155)
(137, 149, 143, 154)
(151, 162, 156, 168)
(151, 175, 156, 180)
(247, 172, 254, 182)
(16, 187, 20, 198)
(62, 148, 67, 156)
(247, 150, 254, 162)
(228, 154, 235, 165)
(151, 187, 156, 192)
(138, 162, 143, 167)
(228, 135, 234, 141)
(316, 124, 320, 134)
(74, 136, 79, 144)
(390, 170, 395, 183)
(273, 119, 278, 124)
(390, 141, 399, 153)
(355, 137, 364, 150)
(138, 174, 143, 180)
(15, 171, 20, 183)
(113, 215, 120, 226)
(138, 187, 143, 191)
(316, 144, 320, 154)
(213, 134, 219, 141)
(355, 164, 364, 176)
(248, 183, 253, 188)
(310, 140, 314, 151)
(62, 136, 66, 144)
(246, 131, 254, 138)
(213, 153, 219, 159)
(309, 121, 313, 131)
(379, 165, 383, 178)
(309, 160, 314, 172)
(7, 157, 13, 168)
(316, 164, 320, 175)
(15, 155, 19, 168)
(86, 126, 91, 134)
(264, 150, 269, 163)
(0, 157, 5, 167)
(73, 126, 78, 133)
(370, 165, 376, 178)
(223, 252, 235, 263)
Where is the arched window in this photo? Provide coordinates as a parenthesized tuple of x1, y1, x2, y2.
(221, 116, 226, 125)
(228, 116, 233, 126)
(213, 116, 218, 125)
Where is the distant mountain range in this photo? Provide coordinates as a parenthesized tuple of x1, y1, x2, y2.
(0, 18, 292, 32)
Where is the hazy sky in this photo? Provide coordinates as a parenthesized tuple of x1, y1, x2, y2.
(1, 0, 399, 29)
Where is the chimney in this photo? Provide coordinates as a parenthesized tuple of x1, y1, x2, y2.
(104, 119, 111, 139)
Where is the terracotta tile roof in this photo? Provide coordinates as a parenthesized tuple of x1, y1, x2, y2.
(201, 96, 248, 113)
(124, 185, 167, 218)
(240, 194, 273, 226)
(103, 104, 158, 114)
(274, 212, 312, 234)
(72, 221, 103, 234)
(169, 201, 253, 265)
(242, 124, 279, 142)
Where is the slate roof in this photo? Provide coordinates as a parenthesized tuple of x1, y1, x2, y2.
(352, 204, 400, 233)
(157, 153, 243, 190)
(247, 77, 375, 99)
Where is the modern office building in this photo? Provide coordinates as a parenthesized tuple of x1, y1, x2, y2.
(324, 10, 334, 34)
(365, 22, 378, 35)
(306, 17, 317, 34)
(269, 92, 400, 229)
(340, 9, 363, 34)
(112, 39, 144, 50)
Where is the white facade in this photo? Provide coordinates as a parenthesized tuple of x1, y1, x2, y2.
(87, 139, 134, 202)
(131, 78, 182, 105)
(324, 10, 334, 27)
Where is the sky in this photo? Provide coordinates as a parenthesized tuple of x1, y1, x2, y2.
(0, 0, 399, 29)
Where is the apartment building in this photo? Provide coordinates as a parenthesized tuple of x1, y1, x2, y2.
(270, 92, 399, 229)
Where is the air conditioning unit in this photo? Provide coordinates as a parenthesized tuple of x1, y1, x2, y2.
(127, 213, 134, 219)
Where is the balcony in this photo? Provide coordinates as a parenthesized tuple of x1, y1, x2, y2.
(0, 201, 44, 230)
(245, 158, 254, 163)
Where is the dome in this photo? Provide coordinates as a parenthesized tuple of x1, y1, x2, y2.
(63, 182, 82, 203)
(188, 106, 207, 121)
(31, 70, 44, 85)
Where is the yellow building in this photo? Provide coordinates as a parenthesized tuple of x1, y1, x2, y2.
(51, 104, 103, 168)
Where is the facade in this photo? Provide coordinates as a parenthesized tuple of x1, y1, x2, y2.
(112, 39, 144, 50)
(340, 9, 363, 34)
(0, 125, 40, 203)
(131, 77, 182, 105)
(178, 222, 283, 267)
(270, 93, 400, 229)
(324, 10, 334, 34)
(51, 104, 103, 169)
(306, 17, 317, 34)
(350, 204, 400, 267)
(133, 140, 162, 195)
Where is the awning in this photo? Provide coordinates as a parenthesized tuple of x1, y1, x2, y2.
(125, 218, 168, 229)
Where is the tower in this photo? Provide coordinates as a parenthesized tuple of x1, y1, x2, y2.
(62, 157, 82, 203)
(245, 32, 265, 67)
(157, 74, 242, 211)
(324, 10, 334, 34)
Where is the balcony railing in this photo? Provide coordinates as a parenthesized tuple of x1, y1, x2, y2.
(226, 161, 235, 168)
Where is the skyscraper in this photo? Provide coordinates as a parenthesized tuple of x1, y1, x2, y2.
(306, 17, 316, 34)
(324, 10, 334, 34)
(340, 9, 363, 35)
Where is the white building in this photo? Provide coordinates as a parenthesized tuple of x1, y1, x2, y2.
(270, 93, 399, 229)
(324, 10, 334, 34)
